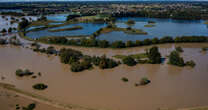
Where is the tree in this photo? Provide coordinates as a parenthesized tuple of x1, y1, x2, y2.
(18, 19, 30, 30)
(59, 48, 83, 64)
(169, 51, 185, 66)
(98, 40, 109, 48)
(1, 28, 7, 33)
(126, 40, 134, 47)
(146, 46, 161, 64)
(122, 56, 137, 66)
(111, 41, 125, 48)
(8, 27, 12, 33)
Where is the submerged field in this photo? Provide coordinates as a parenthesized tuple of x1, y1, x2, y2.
(0, 43, 208, 110)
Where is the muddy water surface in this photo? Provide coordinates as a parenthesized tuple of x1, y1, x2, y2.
(0, 43, 208, 110)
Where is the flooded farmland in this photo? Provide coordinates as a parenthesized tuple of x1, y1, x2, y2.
(0, 43, 208, 110)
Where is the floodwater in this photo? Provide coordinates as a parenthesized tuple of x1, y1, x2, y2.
(0, 43, 208, 110)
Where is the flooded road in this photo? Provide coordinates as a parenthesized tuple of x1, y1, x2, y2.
(0, 43, 208, 110)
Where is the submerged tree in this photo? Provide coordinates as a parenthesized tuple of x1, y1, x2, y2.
(168, 51, 185, 67)
(146, 46, 161, 64)
(122, 56, 137, 66)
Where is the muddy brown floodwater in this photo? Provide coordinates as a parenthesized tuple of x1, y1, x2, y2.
(0, 43, 208, 110)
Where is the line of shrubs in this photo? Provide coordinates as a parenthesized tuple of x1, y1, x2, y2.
(37, 36, 208, 49)
(58, 48, 120, 72)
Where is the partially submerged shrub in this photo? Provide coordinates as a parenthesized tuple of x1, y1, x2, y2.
(33, 83, 48, 90)
(186, 60, 196, 68)
(22, 103, 36, 110)
(121, 77, 129, 82)
(168, 51, 185, 67)
(140, 77, 151, 86)
(15, 69, 34, 77)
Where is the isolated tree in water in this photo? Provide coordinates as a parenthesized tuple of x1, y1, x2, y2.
(146, 46, 161, 64)
(169, 51, 185, 66)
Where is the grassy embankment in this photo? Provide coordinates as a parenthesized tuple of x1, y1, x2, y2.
(0, 82, 106, 110)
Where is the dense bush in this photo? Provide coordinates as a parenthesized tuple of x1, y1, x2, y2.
(59, 48, 83, 64)
(33, 83, 48, 90)
(146, 46, 161, 64)
(168, 51, 185, 67)
(16, 69, 34, 77)
(122, 56, 137, 66)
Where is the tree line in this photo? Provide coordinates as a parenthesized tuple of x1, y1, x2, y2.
(37, 36, 208, 49)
